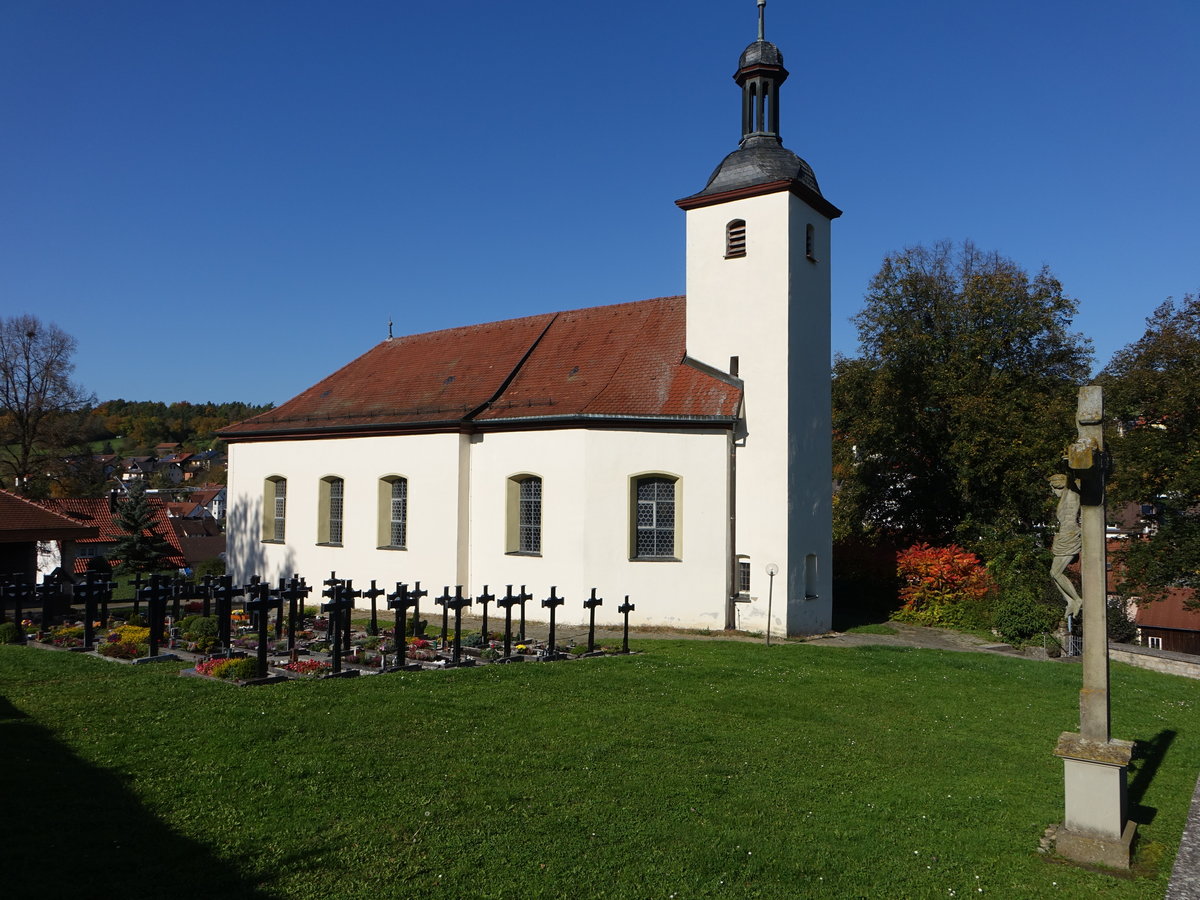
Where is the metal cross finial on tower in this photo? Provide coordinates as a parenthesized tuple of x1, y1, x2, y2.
(757, 0, 766, 41)
(387, 317, 393, 340)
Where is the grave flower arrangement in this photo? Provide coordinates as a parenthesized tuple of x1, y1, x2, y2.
(94, 624, 154, 658)
(49, 625, 85, 648)
(279, 658, 331, 678)
(195, 657, 259, 681)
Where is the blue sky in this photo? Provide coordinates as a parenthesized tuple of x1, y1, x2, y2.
(2, 0, 1196, 405)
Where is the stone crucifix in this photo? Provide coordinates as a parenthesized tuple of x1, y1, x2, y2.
(1051, 385, 1136, 868)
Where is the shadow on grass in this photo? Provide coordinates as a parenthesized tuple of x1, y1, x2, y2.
(1128, 728, 1176, 826)
(0, 694, 276, 899)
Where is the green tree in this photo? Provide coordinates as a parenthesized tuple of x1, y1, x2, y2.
(0, 315, 95, 495)
(111, 481, 176, 575)
(833, 241, 1093, 544)
(1100, 293, 1200, 604)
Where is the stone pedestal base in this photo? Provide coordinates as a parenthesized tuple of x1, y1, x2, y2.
(1053, 732, 1137, 869)
(1055, 820, 1137, 870)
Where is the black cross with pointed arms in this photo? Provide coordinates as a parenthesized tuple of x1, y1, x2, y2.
(363, 580, 385, 636)
(618, 596, 635, 654)
(583, 588, 603, 653)
(542, 587, 566, 659)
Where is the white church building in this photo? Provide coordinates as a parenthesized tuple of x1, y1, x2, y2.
(222, 8, 841, 636)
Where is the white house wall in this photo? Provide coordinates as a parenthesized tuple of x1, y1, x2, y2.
(227, 427, 732, 629)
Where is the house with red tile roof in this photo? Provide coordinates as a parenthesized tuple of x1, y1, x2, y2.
(1136, 590, 1200, 655)
(36, 495, 187, 578)
(220, 13, 840, 635)
(0, 489, 98, 582)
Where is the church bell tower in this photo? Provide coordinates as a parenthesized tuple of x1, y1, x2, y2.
(676, 0, 840, 636)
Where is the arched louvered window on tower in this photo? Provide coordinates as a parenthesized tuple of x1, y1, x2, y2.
(725, 219, 747, 258)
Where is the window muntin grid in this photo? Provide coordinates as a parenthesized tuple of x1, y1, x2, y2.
(635, 477, 675, 558)
(389, 478, 407, 548)
(518, 477, 541, 553)
(738, 559, 751, 595)
(273, 478, 287, 541)
(328, 477, 344, 544)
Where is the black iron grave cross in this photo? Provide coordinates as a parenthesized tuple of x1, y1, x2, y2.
(542, 587, 566, 660)
(243, 578, 280, 679)
(338, 580, 362, 653)
(138, 573, 174, 658)
(363, 580, 385, 636)
(199, 573, 214, 617)
(444, 586, 474, 666)
(497, 585, 519, 658)
(210, 575, 245, 653)
(386, 582, 422, 670)
(35, 578, 64, 638)
(435, 586, 453, 647)
(320, 582, 355, 675)
(583, 588, 603, 653)
(476, 584, 495, 644)
(277, 575, 312, 655)
(129, 572, 146, 619)
(74, 571, 117, 650)
(618, 596, 635, 654)
(5, 578, 34, 643)
(517, 585, 533, 642)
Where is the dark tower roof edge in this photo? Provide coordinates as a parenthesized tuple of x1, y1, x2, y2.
(677, 1, 840, 218)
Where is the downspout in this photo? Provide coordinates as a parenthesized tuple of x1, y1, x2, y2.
(727, 429, 737, 630)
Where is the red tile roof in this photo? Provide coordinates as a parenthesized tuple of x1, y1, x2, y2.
(221, 297, 742, 439)
(1136, 589, 1200, 631)
(40, 497, 187, 574)
(0, 490, 99, 543)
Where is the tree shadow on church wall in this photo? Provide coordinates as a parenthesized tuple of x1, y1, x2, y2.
(226, 495, 295, 585)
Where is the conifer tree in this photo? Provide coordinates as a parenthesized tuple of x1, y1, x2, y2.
(111, 481, 175, 575)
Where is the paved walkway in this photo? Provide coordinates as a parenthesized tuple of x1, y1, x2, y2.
(1168, 772, 1200, 898)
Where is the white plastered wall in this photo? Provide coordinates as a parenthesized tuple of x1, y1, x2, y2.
(227, 433, 463, 593)
(227, 426, 731, 628)
(684, 189, 833, 635)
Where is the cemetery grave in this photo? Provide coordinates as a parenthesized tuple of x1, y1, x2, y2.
(0, 568, 639, 685)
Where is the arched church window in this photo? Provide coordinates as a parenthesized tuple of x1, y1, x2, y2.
(262, 476, 286, 542)
(318, 476, 345, 546)
(506, 474, 542, 555)
(378, 476, 408, 549)
(631, 474, 680, 560)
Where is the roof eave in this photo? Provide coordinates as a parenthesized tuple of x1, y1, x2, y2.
(676, 178, 842, 219)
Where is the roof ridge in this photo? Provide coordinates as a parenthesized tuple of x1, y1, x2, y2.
(465, 313, 560, 421)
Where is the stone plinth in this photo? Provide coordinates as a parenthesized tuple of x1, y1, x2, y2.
(1053, 731, 1136, 868)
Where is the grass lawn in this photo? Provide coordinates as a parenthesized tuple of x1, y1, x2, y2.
(1, 640, 1197, 899)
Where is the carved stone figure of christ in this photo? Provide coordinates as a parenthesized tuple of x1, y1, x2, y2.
(1049, 472, 1084, 618)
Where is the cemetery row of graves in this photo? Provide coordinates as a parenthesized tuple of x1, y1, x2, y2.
(0, 571, 639, 683)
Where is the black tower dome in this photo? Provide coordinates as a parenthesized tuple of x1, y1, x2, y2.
(677, 1, 840, 218)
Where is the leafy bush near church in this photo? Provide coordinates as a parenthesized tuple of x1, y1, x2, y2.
(894, 543, 994, 627)
(991, 592, 1061, 644)
(975, 526, 1061, 644)
(178, 615, 219, 653)
(0, 622, 22, 644)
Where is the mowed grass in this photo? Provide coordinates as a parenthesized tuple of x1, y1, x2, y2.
(1, 641, 1197, 899)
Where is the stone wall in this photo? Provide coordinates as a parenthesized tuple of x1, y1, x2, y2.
(1109, 642, 1200, 680)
